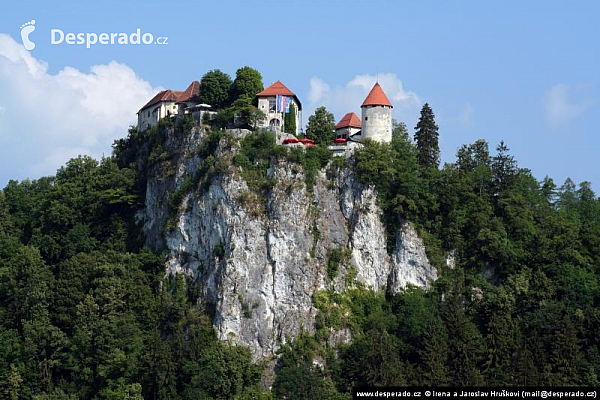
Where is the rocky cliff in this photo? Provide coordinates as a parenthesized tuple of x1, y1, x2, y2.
(141, 127, 437, 360)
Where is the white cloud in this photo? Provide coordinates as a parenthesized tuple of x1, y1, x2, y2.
(0, 33, 162, 184)
(458, 102, 474, 129)
(305, 73, 420, 128)
(307, 77, 329, 103)
(544, 84, 589, 125)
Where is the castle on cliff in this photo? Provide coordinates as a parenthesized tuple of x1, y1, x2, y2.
(136, 78, 394, 147)
(331, 82, 393, 148)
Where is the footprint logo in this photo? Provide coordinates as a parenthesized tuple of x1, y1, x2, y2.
(20, 20, 36, 50)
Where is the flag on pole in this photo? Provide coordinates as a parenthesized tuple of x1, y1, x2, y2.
(276, 95, 286, 112)
(285, 97, 291, 113)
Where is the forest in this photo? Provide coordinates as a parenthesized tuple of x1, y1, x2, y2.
(0, 100, 599, 399)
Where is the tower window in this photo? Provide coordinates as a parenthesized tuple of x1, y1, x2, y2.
(365, 117, 368, 121)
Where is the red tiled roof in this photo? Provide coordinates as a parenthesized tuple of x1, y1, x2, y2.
(335, 112, 361, 130)
(256, 80, 302, 110)
(139, 81, 200, 112)
(361, 83, 393, 107)
(257, 80, 295, 97)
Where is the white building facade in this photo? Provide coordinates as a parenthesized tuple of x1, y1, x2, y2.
(256, 81, 302, 136)
(137, 81, 200, 131)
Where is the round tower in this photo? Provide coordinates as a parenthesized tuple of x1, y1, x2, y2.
(360, 83, 393, 143)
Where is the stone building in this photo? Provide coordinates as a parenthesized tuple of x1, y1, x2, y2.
(334, 112, 362, 140)
(137, 81, 200, 131)
(356, 82, 393, 143)
(256, 81, 302, 135)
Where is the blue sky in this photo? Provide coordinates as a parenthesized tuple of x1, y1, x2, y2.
(1, 0, 599, 191)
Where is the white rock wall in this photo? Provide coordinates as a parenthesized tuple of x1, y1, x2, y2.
(142, 131, 437, 360)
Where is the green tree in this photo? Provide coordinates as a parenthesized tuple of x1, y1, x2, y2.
(246, 108, 267, 130)
(199, 69, 232, 109)
(492, 141, 517, 193)
(363, 328, 407, 386)
(306, 106, 335, 144)
(514, 336, 539, 385)
(230, 66, 263, 105)
(284, 103, 297, 134)
(550, 314, 583, 384)
(230, 95, 266, 130)
(483, 311, 517, 385)
(414, 103, 440, 169)
(457, 139, 491, 173)
(540, 176, 557, 204)
(419, 314, 449, 385)
(273, 335, 334, 400)
(0, 192, 15, 237)
(557, 178, 578, 215)
(392, 119, 409, 140)
(183, 345, 259, 400)
(2, 364, 23, 400)
(442, 290, 484, 386)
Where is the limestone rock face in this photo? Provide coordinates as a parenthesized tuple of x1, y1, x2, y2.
(142, 129, 437, 360)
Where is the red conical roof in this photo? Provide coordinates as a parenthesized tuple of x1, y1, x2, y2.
(361, 83, 393, 107)
(335, 112, 362, 130)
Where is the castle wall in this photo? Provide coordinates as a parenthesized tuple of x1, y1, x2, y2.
(361, 105, 392, 143)
(138, 101, 179, 131)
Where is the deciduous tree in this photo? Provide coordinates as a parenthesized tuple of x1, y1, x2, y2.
(199, 69, 232, 109)
(230, 66, 263, 105)
(306, 106, 335, 144)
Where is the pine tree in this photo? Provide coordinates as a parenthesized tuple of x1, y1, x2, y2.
(550, 314, 583, 384)
(442, 290, 485, 386)
(483, 312, 516, 385)
(514, 337, 539, 385)
(284, 103, 297, 134)
(540, 176, 557, 204)
(414, 103, 440, 169)
(492, 141, 517, 192)
(557, 178, 578, 215)
(419, 314, 449, 385)
(363, 328, 406, 386)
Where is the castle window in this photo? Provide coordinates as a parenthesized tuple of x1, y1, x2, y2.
(365, 117, 368, 121)
(269, 99, 276, 112)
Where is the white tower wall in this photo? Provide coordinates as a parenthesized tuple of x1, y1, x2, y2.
(361, 105, 392, 143)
